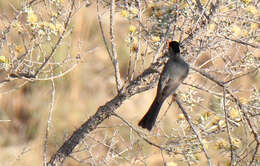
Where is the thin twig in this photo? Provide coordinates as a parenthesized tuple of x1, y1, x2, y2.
(216, 14, 260, 24)
(109, 0, 123, 92)
(223, 65, 259, 84)
(112, 113, 172, 153)
(191, 66, 224, 87)
(0, 119, 11, 122)
(152, 21, 175, 63)
(222, 36, 260, 48)
(85, 135, 131, 164)
(130, 0, 142, 81)
(175, 98, 212, 166)
(43, 79, 56, 166)
(243, 112, 260, 166)
(97, 0, 112, 60)
(0, 81, 29, 95)
(223, 87, 234, 165)
(160, 149, 166, 166)
(8, 147, 31, 166)
(195, 0, 203, 12)
(183, 82, 223, 97)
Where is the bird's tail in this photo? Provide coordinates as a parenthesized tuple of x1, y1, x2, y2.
(138, 97, 163, 131)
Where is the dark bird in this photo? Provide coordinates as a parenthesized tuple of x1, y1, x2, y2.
(138, 41, 189, 131)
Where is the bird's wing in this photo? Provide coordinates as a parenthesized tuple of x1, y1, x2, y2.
(160, 79, 180, 100)
(156, 59, 188, 102)
(157, 73, 180, 102)
(157, 71, 170, 96)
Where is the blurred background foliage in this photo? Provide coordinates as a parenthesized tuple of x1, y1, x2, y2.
(0, 0, 259, 166)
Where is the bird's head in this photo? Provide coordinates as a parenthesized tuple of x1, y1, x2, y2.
(168, 41, 180, 57)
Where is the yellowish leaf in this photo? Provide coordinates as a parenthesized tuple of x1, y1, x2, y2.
(121, 10, 129, 17)
(242, 0, 252, 4)
(151, 36, 160, 42)
(55, 23, 64, 34)
(256, 35, 260, 42)
(218, 120, 226, 128)
(15, 45, 24, 54)
(0, 56, 6, 63)
(27, 11, 38, 24)
(216, 139, 229, 149)
(251, 23, 258, 30)
(239, 97, 248, 104)
(230, 108, 240, 119)
(129, 25, 137, 33)
(247, 5, 258, 15)
(242, 30, 248, 37)
(232, 25, 241, 37)
(13, 21, 23, 33)
(166, 162, 178, 166)
(194, 153, 202, 160)
(180, 2, 188, 9)
(131, 8, 138, 15)
(209, 23, 216, 32)
(201, 0, 208, 6)
(220, 6, 228, 12)
(178, 114, 185, 120)
(202, 139, 208, 150)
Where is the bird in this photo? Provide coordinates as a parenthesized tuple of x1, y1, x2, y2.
(138, 41, 189, 131)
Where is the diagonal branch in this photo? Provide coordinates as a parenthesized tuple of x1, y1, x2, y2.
(223, 65, 259, 84)
(222, 36, 260, 48)
(175, 98, 212, 166)
(47, 53, 168, 166)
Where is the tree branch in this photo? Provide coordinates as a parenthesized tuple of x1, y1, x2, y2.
(47, 53, 168, 166)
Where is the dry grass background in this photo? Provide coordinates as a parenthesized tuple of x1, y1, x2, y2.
(0, 0, 259, 166)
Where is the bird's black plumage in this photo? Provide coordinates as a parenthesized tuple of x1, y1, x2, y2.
(138, 41, 189, 131)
